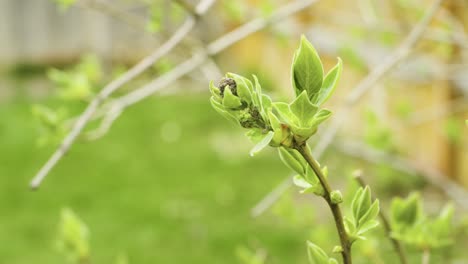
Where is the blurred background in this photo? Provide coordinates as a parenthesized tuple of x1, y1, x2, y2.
(0, 0, 467, 263)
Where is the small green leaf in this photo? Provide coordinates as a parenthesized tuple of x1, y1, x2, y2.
(290, 91, 318, 126)
(249, 131, 274, 156)
(210, 97, 238, 124)
(357, 219, 379, 236)
(328, 258, 338, 264)
(293, 175, 312, 189)
(358, 200, 380, 228)
(273, 102, 299, 125)
(309, 109, 332, 128)
(351, 188, 364, 221)
(292, 35, 324, 100)
(209, 81, 222, 101)
(332, 246, 342, 253)
(223, 88, 242, 109)
(227, 72, 254, 103)
(344, 217, 356, 235)
(313, 58, 342, 106)
(279, 147, 305, 175)
(391, 193, 422, 227)
(356, 186, 372, 220)
(307, 242, 329, 264)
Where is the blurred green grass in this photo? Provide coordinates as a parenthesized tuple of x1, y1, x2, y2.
(0, 94, 311, 263)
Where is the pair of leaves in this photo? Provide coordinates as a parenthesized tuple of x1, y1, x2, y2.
(307, 242, 338, 264)
(390, 193, 455, 249)
(278, 147, 326, 196)
(291, 35, 342, 106)
(345, 186, 380, 241)
(273, 92, 332, 143)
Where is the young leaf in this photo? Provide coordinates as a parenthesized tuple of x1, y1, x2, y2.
(391, 193, 422, 227)
(227, 72, 254, 103)
(223, 88, 242, 109)
(209, 81, 222, 101)
(290, 91, 319, 126)
(309, 109, 332, 128)
(273, 102, 299, 126)
(307, 242, 329, 264)
(291, 35, 324, 100)
(293, 175, 312, 189)
(249, 131, 274, 156)
(358, 200, 380, 227)
(279, 147, 305, 175)
(210, 97, 238, 124)
(313, 58, 342, 106)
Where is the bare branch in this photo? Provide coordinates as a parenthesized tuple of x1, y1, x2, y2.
(115, 0, 320, 108)
(30, 0, 216, 189)
(78, 0, 148, 31)
(338, 141, 468, 211)
(314, 0, 444, 157)
(251, 0, 445, 217)
(85, 0, 321, 138)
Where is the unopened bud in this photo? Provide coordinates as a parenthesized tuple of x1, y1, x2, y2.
(218, 77, 237, 97)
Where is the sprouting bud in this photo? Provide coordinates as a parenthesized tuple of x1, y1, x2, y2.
(330, 190, 343, 204)
(217, 77, 237, 97)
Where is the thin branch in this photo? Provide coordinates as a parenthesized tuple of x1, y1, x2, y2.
(114, 0, 320, 108)
(85, 0, 320, 137)
(406, 97, 467, 125)
(314, 0, 444, 157)
(336, 141, 468, 211)
(30, 0, 216, 189)
(250, 0, 444, 216)
(79, 0, 148, 31)
(353, 171, 408, 264)
(296, 144, 352, 264)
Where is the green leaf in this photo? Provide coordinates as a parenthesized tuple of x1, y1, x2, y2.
(223, 88, 242, 109)
(273, 102, 299, 125)
(307, 242, 329, 264)
(57, 208, 89, 260)
(249, 131, 274, 156)
(209, 81, 222, 101)
(355, 186, 372, 221)
(351, 188, 364, 222)
(344, 217, 356, 235)
(279, 147, 305, 175)
(309, 109, 332, 128)
(391, 193, 422, 227)
(210, 97, 238, 124)
(313, 58, 342, 106)
(357, 220, 379, 236)
(292, 35, 324, 100)
(228, 73, 253, 103)
(290, 91, 318, 126)
(293, 175, 312, 189)
(358, 200, 380, 228)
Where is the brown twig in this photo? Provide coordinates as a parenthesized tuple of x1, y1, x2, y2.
(86, 0, 321, 140)
(29, 0, 216, 189)
(296, 144, 352, 264)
